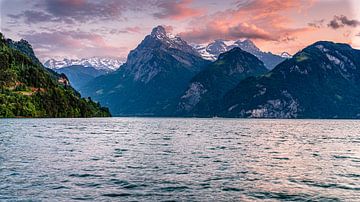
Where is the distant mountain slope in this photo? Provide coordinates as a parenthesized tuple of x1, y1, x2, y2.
(43, 57, 124, 71)
(193, 39, 286, 69)
(0, 33, 110, 118)
(220, 41, 360, 118)
(176, 47, 268, 116)
(81, 26, 209, 116)
(54, 65, 109, 90)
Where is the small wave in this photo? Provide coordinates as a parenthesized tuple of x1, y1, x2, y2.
(68, 173, 101, 178)
(102, 193, 131, 197)
(273, 157, 290, 160)
(222, 187, 243, 192)
(71, 196, 95, 200)
(75, 182, 102, 188)
(51, 185, 70, 190)
(248, 191, 340, 201)
(294, 179, 360, 191)
(159, 186, 189, 192)
(333, 155, 352, 159)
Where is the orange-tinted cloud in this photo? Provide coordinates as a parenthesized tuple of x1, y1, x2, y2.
(153, 0, 204, 20)
(180, 0, 313, 43)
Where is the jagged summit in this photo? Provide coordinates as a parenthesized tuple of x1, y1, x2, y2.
(234, 39, 260, 52)
(80, 25, 208, 116)
(151, 26, 167, 38)
(192, 39, 285, 69)
(136, 25, 199, 57)
(280, 52, 292, 58)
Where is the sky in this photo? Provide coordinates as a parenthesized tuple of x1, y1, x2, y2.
(1, 0, 360, 62)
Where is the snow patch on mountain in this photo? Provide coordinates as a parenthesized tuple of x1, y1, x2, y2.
(192, 39, 286, 69)
(43, 57, 124, 71)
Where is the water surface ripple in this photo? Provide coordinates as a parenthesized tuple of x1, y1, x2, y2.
(0, 118, 359, 201)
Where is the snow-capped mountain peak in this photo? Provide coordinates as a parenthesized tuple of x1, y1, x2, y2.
(192, 39, 286, 69)
(280, 52, 292, 58)
(151, 26, 167, 39)
(43, 57, 125, 71)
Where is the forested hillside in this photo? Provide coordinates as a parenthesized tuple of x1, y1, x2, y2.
(0, 33, 111, 118)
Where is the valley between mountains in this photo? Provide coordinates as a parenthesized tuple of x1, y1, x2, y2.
(2, 26, 360, 118)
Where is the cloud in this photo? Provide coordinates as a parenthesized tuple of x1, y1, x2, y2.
(308, 19, 325, 29)
(153, 0, 204, 20)
(109, 26, 143, 34)
(180, 22, 274, 42)
(21, 31, 127, 59)
(179, 0, 312, 43)
(9, 0, 148, 24)
(8, 10, 55, 24)
(328, 15, 360, 29)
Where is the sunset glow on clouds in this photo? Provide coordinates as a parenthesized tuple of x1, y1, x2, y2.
(1, 0, 359, 61)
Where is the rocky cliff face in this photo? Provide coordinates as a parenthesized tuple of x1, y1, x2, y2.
(80, 26, 209, 116)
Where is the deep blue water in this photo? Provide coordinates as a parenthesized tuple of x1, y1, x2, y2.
(0, 118, 359, 201)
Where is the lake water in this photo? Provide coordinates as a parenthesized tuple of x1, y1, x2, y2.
(0, 118, 359, 201)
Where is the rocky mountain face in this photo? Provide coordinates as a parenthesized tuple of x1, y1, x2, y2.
(43, 57, 124, 71)
(219, 41, 360, 118)
(0, 33, 111, 118)
(176, 47, 268, 116)
(193, 39, 286, 69)
(80, 26, 209, 116)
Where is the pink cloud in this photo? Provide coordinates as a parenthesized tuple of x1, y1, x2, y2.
(179, 0, 314, 43)
(153, 0, 204, 20)
(21, 31, 127, 59)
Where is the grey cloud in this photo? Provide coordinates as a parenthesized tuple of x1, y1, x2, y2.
(328, 15, 360, 29)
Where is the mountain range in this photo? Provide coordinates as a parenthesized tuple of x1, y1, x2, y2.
(192, 39, 287, 69)
(3, 25, 359, 119)
(0, 33, 111, 118)
(220, 41, 360, 118)
(43, 36, 284, 92)
(42, 57, 124, 91)
(79, 26, 360, 118)
(44, 57, 124, 71)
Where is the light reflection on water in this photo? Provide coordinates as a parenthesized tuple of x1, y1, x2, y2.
(0, 118, 359, 201)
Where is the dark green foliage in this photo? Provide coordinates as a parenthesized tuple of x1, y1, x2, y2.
(6, 38, 42, 66)
(0, 33, 111, 118)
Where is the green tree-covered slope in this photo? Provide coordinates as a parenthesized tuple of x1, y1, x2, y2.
(0, 33, 111, 118)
